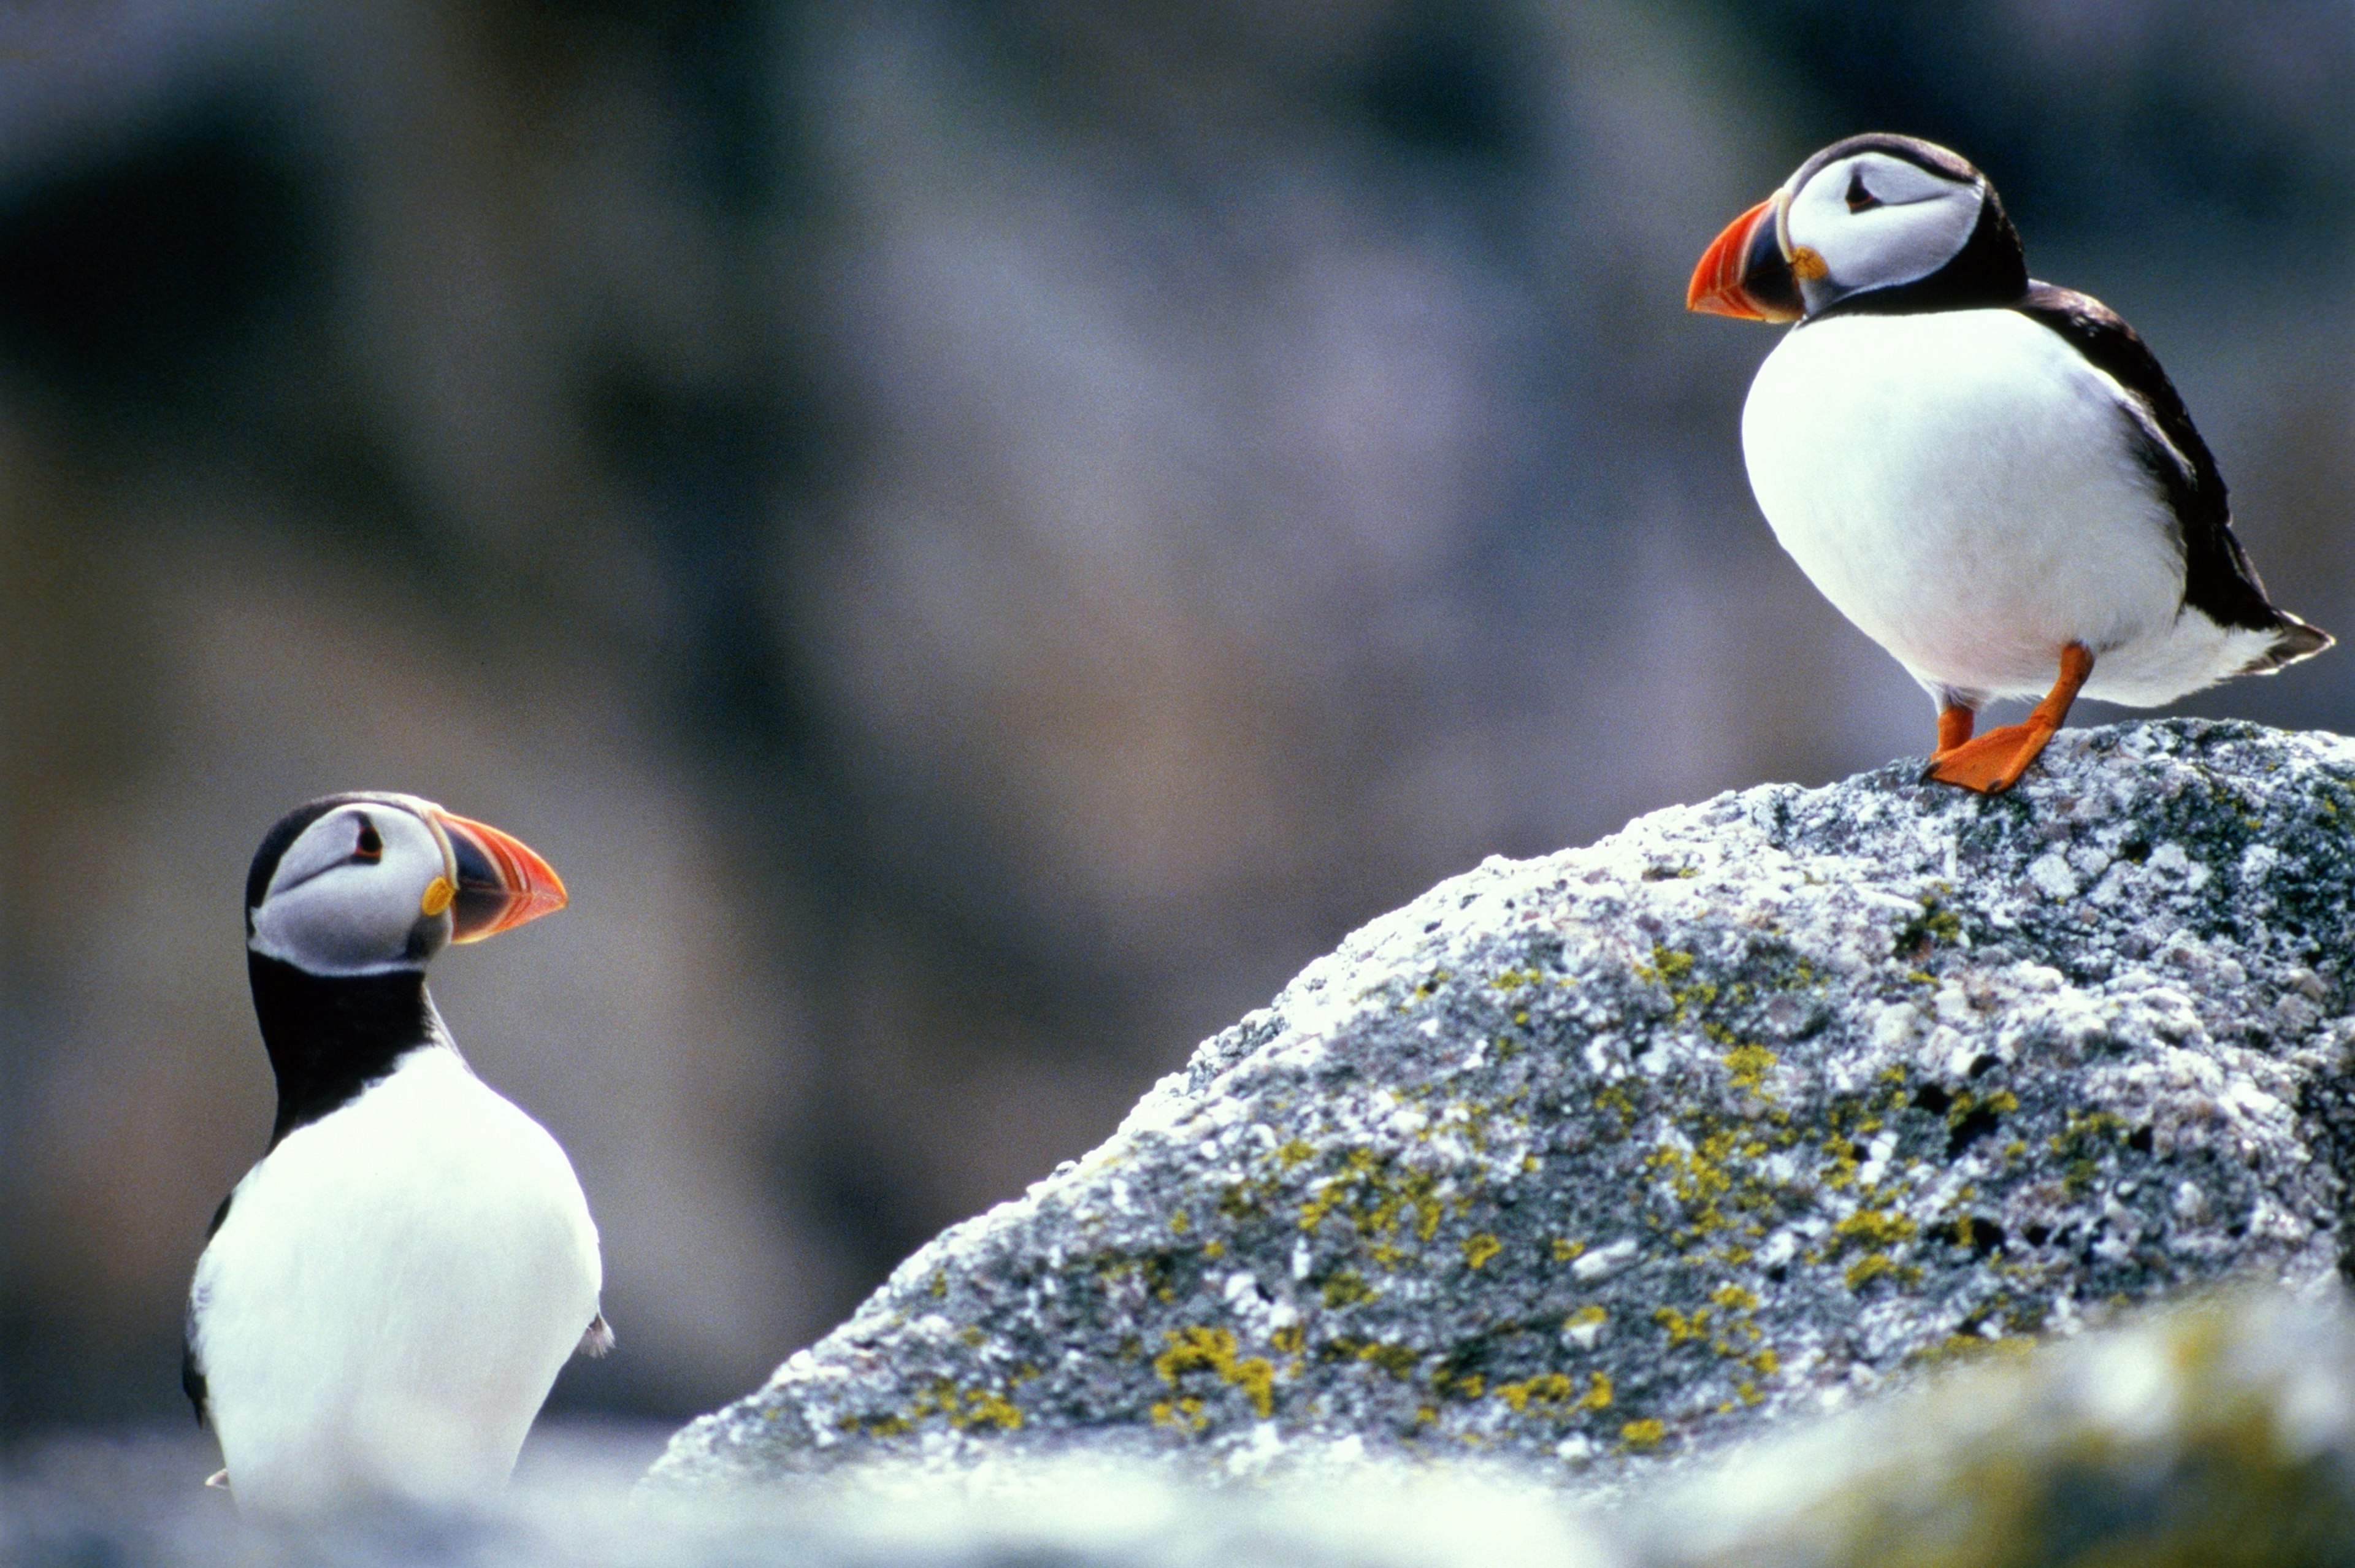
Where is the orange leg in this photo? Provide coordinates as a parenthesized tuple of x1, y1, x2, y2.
(1922, 643, 2094, 795)
(1932, 705, 1976, 759)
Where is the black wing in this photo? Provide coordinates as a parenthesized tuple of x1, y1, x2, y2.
(182, 1334, 209, 1429)
(183, 1191, 236, 1428)
(2012, 283, 2322, 658)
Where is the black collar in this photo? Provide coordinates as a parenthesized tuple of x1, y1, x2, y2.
(247, 952, 438, 1146)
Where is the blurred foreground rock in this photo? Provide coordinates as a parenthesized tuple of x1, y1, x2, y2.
(0, 1429, 1607, 1568)
(1629, 1285, 2355, 1568)
(11, 1285, 2355, 1564)
(654, 718, 2355, 1492)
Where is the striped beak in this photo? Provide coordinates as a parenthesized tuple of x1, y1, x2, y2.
(427, 809, 569, 943)
(1687, 191, 1804, 323)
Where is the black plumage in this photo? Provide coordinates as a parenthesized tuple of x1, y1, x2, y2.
(2009, 283, 2328, 661)
(248, 955, 437, 1147)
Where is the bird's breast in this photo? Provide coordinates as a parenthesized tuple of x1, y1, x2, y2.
(1740, 308, 2185, 696)
(192, 1046, 600, 1510)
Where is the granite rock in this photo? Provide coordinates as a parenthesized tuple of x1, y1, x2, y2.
(652, 719, 2355, 1493)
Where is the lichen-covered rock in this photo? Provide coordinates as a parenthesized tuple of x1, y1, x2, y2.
(651, 719, 2355, 1493)
(1628, 1283, 2355, 1568)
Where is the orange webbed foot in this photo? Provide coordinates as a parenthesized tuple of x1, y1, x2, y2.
(1921, 719, 2059, 794)
(1919, 643, 2095, 795)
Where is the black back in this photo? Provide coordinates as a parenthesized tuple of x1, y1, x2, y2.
(2008, 283, 2295, 637)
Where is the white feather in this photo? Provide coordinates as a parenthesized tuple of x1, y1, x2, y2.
(1742, 307, 2276, 708)
(1786, 152, 1982, 309)
(190, 1041, 600, 1514)
(247, 803, 450, 977)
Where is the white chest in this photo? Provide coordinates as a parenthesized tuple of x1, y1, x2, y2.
(192, 1046, 600, 1512)
(1739, 309, 2186, 698)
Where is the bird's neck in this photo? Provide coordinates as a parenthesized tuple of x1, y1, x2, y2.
(246, 952, 443, 1147)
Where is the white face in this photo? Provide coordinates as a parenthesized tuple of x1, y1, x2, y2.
(1783, 150, 1984, 314)
(248, 800, 456, 975)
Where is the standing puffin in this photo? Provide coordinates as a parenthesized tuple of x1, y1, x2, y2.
(185, 794, 608, 1513)
(1688, 133, 2328, 792)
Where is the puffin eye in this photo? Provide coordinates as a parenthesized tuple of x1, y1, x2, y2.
(353, 819, 384, 862)
(1845, 169, 1882, 213)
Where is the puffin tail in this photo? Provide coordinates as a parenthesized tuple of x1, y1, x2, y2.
(2247, 611, 2332, 674)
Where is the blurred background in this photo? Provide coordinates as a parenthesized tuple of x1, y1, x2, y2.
(0, 0, 2346, 1442)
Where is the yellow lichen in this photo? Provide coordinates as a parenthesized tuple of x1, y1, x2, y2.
(1154, 1326, 1278, 1419)
(1725, 1041, 1779, 1096)
(1655, 1305, 1710, 1345)
(1492, 1371, 1613, 1416)
(1463, 1233, 1503, 1269)
(1636, 946, 1718, 1023)
(1495, 1373, 1574, 1412)
(1151, 1394, 1208, 1432)
(1831, 1207, 1919, 1252)
(1845, 1253, 1899, 1290)
(1620, 1418, 1666, 1449)
(956, 1389, 1024, 1431)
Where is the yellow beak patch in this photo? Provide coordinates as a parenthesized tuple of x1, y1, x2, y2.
(421, 876, 456, 917)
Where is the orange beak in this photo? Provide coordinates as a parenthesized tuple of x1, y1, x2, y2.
(429, 809, 569, 943)
(1687, 193, 1804, 323)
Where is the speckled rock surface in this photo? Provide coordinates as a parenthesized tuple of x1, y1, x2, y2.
(653, 719, 2355, 1493)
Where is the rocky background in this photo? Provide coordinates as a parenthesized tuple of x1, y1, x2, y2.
(1, 0, 2348, 1456)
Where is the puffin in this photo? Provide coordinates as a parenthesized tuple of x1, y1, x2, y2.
(1687, 132, 2329, 792)
(184, 794, 608, 1514)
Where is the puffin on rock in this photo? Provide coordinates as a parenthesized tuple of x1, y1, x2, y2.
(185, 794, 607, 1514)
(1688, 132, 2328, 792)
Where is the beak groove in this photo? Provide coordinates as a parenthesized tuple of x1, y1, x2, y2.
(1687, 193, 1804, 323)
(430, 809, 569, 944)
